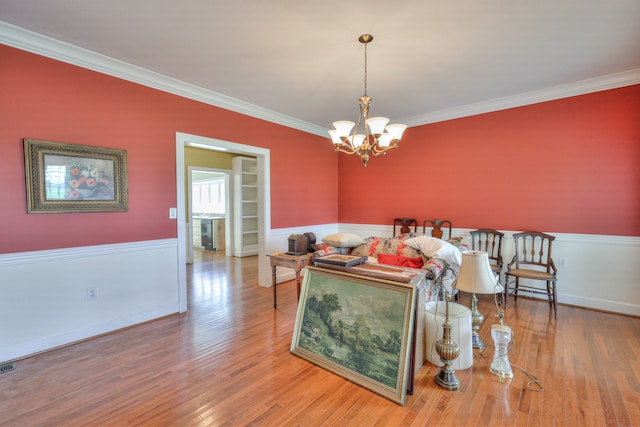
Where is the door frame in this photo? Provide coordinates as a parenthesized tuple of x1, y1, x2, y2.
(176, 132, 271, 313)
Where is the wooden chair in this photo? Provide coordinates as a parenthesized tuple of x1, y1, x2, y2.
(469, 228, 504, 277)
(393, 217, 417, 236)
(422, 219, 452, 240)
(504, 231, 558, 318)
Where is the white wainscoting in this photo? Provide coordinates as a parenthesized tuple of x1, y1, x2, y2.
(0, 239, 180, 364)
(337, 224, 640, 317)
(3, 228, 636, 364)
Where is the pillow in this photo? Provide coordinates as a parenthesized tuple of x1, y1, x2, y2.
(377, 253, 424, 269)
(350, 237, 422, 259)
(405, 235, 462, 272)
(321, 233, 365, 248)
(350, 237, 381, 257)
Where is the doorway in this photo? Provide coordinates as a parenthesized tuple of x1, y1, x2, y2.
(187, 167, 231, 264)
(175, 132, 271, 313)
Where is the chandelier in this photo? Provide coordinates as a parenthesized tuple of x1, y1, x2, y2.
(328, 34, 407, 167)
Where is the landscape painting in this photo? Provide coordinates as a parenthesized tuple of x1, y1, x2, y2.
(290, 266, 416, 405)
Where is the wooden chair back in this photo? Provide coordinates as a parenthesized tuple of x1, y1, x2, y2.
(393, 217, 417, 236)
(509, 231, 556, 273)
(422, 219, 452, 240)
(469, 228, 504, 271)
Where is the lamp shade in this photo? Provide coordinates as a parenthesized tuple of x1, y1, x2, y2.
(455, 250, 502, 295)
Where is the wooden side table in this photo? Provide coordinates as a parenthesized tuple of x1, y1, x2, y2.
(267, 253, 313, 308)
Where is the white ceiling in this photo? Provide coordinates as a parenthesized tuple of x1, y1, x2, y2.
(1, 0, 639, 136)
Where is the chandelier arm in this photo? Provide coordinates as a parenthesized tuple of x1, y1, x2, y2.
(371, 144, 399, 156)
(350, 97, 374, 151)
(334, 145, 357, 155)
(347, 100, 367, 145)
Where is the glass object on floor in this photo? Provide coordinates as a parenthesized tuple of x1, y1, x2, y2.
(490, 311, 513, 380)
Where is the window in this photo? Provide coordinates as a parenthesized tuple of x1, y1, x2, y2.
(192, 177, 225, 214)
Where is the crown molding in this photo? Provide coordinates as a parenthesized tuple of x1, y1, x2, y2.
(401, 68, 640, 127)
(2, 21, 638, 135)
(0, 22, 328, 136)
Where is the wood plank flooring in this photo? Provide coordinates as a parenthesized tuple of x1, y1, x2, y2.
(1, 250, 639, 426)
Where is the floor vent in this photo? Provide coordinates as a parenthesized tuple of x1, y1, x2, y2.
(0, 362, 16, 374)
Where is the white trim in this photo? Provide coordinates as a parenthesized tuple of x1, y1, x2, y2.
(453, 229, 640, 247)
(337, 223, 640, 247)
(2, 21, 638, 135)
(401, 69, 640, 126)
(0, 238, 176, 266)
(0, 21, 326, 137)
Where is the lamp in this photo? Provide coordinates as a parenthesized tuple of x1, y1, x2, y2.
(454, 250, 502, 350)
(328, 34, 407, 167)
(432, 262, 461, 390)
(434, 291, 461, 390)
(490, 310, 514, 380)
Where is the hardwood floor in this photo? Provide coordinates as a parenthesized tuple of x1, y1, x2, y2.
(1, 250, 639, 426)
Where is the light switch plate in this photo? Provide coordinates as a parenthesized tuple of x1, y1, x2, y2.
(169, 208, 177, 219)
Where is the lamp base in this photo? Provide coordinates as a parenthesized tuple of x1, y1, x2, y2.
(489, 366, 514, 380)
(490, 321, 514, 381)
(435, 369, 460, 390)
(434, 293, 461, 391)
(472, 332, 485, 350)
(469, 293, 485, 350)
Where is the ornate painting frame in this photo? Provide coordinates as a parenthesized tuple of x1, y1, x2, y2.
(24, 138, 128, 213)
(291, 266, 416, 405)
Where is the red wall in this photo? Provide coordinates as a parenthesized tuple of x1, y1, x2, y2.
(2, 45, 637, 256)
(0, 45, 338, 254)
(338, 85, 640, 236)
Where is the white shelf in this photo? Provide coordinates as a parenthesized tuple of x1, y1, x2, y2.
(233, 157, 259, 257)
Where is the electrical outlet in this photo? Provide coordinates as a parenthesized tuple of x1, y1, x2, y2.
(559, 258, 568, 267)
(87, 287, 97, 300)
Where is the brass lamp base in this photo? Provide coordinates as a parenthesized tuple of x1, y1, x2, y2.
(470, 293, 485, 350)
(435, 365, 461, 391)
(434, 295, 460, 391)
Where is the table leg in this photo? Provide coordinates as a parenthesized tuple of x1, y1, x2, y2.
(295, 271, 302, 301)
(272, 265, 277, 309)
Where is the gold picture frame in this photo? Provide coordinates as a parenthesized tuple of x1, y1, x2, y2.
(24, 138, 128, 213)
(291, 266, 416, 405)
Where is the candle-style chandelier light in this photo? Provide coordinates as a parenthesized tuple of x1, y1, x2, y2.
(328, 34, 407, 167)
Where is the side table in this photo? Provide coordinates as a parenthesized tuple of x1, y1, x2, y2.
(267, 253, 313, 309)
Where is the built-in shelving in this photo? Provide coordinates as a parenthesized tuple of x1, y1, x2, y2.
(232, 157, 259, 257)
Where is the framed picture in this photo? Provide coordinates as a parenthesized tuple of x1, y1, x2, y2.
(24, 139, 128, 213)
(291, 266, 416, 405)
